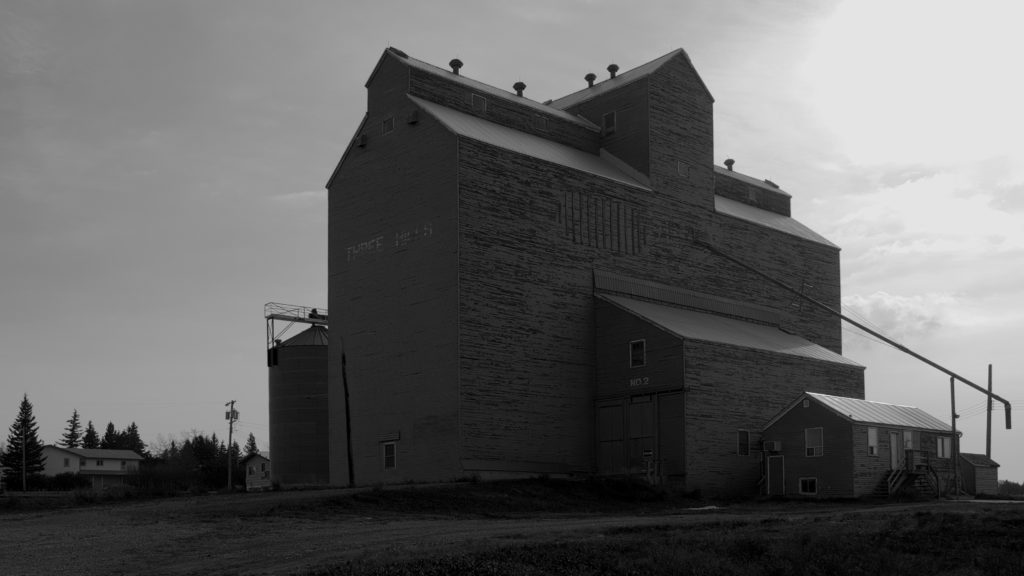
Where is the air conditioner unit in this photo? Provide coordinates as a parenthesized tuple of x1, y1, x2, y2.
(763, 440, 782, 452)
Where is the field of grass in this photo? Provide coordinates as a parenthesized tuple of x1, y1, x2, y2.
(293, 479, 1024, 576)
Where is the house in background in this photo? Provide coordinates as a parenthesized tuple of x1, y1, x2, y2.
(242, 453, 272, 491)
(960, 453, 999, 496)
(41, 445, 143, 491)
(761, 392, 963, 498)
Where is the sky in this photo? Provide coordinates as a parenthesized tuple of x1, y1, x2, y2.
(2, 0, 1023, 482)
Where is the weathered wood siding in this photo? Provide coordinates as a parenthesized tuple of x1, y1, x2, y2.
(566, 78, 651, 176)
(715, 172, 791, 216)
(761, 399, 855, 498)
(328, 90, 461, 485)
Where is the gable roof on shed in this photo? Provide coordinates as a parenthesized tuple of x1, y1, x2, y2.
(411, 95, 649, 189)
(765, 392, 951, 432)
(599, 294, 862, 368)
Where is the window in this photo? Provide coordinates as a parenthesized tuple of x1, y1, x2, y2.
(96, 460, 104, 467)
(248, 465, 255, 475)
(80, 458, 86, 466)
(903, 430, 916, 450)
(471, 93, 487, 112)
(533, 115, 548, 131)
(63, 458, 70, 467)
(629, 340, 646, 368)
(805, 427, 823, 457)
(799, 477, 818, 495)
(383, 442, 397, 470)
(261, 462, 267, 472)
(867, 427, 878, 456)
(938, 436, 952, 458)
(737, 430, 750, 456)
(381, 116, 395, 135)
(602, 111, 616, 135)
(121, 460, 126, 469)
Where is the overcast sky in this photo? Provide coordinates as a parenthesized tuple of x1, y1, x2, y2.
(3, 0, 1023, 482)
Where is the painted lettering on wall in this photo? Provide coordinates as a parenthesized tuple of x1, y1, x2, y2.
(629, 376, 650, 388)
(346, 222, 434, 262)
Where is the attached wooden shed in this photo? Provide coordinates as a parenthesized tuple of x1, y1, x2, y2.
(959, 453, 999, 496)
(762, 392, 955, 498)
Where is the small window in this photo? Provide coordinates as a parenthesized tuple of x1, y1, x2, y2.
(629, 340, 646, 368)
(805, 427, 823, 457)
(533, 115, 548, 131)
(602, 111, 616, 135)
(802, 399, 810, 408)
(383, 441, 397, 470)
(64, 458, 70, 467)
(248, 465, 255, 475)
(903, 430, 916, 450)
(867, 427, 878, 456)
(471, 93, 487, 113)
(799, 477, 818, 495)
(937, 436, 952, 458)
(737, 430, 750, 456)
(120, 460, 126, 469)
(80, 458, 86, 466)
(381, 116, 395, 135)
(96, 459, 104, 467)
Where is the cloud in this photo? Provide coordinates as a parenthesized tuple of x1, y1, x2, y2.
(842, 291, 957, 345)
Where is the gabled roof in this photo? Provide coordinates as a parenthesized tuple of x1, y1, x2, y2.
(411, 95, 648, 189)
(369, 47, 598, 130)
(599, 294, 862, 368)
(766, 392, 950, 432)
(44, 445, 144, 460)
(548, 49, 713, 110)
(715, 195, 838, 248)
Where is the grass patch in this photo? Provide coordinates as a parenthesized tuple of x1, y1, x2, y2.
(306, 506, 1024, 576)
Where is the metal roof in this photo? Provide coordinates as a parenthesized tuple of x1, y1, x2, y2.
(715, 165, 792, 197)
(960, 453, 999, 467)
(807, 392, 951, 431)
(600, 294, 862, 367)
(715, 195, 838, 248)
(280, 325, 329, 347)
(411, 95, 649, 189)
(44, 446, 144, 460)
(548, 49, 711, 110)
(382, 48, 598, 130)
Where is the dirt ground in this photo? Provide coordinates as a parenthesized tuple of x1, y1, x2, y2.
(0, 488, 1010, 576)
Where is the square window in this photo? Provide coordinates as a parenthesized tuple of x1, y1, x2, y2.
(737, 430, 750, 456)
(381, 116, 395, 135)
(629, 340, 646, 368)
(867, 427, 878, 456)
(471, 93, 487, 113)
(383, 442, 397, 470)
(96, 459, 104, 467)
(534, 115, 548, 131)
(603, 112, 616, 136)
(799, 477, 818, 495)
(805, 427, 823, 457)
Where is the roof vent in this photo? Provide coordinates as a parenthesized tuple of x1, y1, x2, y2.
(763, 179, 779, 189)
(513, 81, 526, 97)
(449, 58, 463, 75)
(724, 158, 735, 171)
(607, 64, 619, 78)
(585, 72, 597, 87)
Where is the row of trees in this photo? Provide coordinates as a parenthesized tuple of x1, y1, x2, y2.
(1, 394, 262, 493)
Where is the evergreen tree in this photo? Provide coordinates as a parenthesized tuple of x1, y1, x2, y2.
(244, 432, 259, 456)
(100, 421, 122, 449)
(60, 409, 83, 448)
(82, 420, 100, 449)
(122, 422, 148, 457)
(0, 394, 47, 490)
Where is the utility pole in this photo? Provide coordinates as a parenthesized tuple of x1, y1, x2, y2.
(986, 364, 993, 458)
(950, 377, 960, 498)
(225, 400, 238, 490)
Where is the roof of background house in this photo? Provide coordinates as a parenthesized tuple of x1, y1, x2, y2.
(715, 195, 838, 248)
(791, 392, 952, 432)
(599, 294, 862, 367)
(411, 95, 649, 189)
(44, 445, 144, 460)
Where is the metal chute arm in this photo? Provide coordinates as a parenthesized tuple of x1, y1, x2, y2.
(696, 240, 1012, 429)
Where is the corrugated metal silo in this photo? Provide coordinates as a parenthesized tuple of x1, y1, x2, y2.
(268, 324, 329, 486)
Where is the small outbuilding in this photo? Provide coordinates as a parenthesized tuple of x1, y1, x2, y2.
(242, 453, 272, 492)
(761, 392, 955, 498)
(959, 453, 999, 496)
